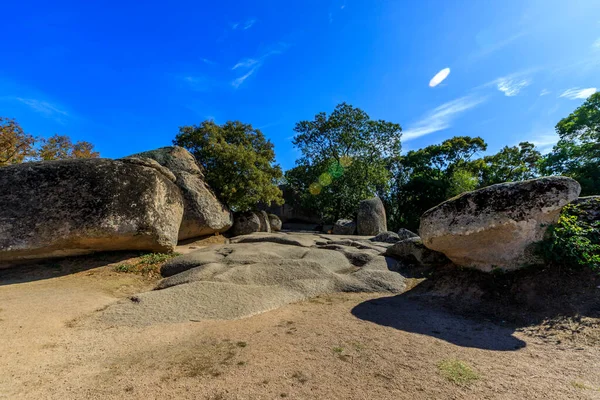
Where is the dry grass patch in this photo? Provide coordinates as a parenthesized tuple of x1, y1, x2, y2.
(437, 359, 480, 386)
(114, 252, 180, 278)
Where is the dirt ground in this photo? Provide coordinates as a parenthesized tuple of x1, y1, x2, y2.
(1, 251, 599, 399)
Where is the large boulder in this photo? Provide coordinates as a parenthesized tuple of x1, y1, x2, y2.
(0, 159, 184, 262)
(231, 212, 261, 236)
(384, 237, 448, 267)
(357, 197, 387, 235)
(419, 177, 581, 272)
(333, 219, 356, 235)
(126, 146, 233, 240)
(268, 214, 282, 231)
(256, 210, 271, 233)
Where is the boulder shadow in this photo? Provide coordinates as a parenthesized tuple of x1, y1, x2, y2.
(351, 294, 527, 351)
(0, 251, 140, 286)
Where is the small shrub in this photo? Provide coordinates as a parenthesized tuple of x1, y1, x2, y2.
(437, 359, 480, 386)
(113, 252, 180, 277)
(541, 203, 600, 272)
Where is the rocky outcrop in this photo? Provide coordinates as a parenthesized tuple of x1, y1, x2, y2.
(0, 159, 184, 262)
(371, 231, 400, 243)
(231, 212, 262, 236)
(333, 219, 356, 235)
(397, 228, 419, 241)
(570, 196, 600, 223)
(256, 211, 271, 233)
(419, 177, 581, 272)
(97, 234, 406, 325)
(357, 197, 387, 235)
(268, 214, 282, 231)
(384, 237, 448, 267)
(126, 146, 233, 240)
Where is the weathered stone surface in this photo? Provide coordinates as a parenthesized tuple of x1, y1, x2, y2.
(0, 159, 184, 262)
(333, 219, 356, 235)
(384, 237, 448, 267)
(419, 176, 581, 271)
(268, 213, 282, 231)
(99, 239, 407, 325)
(231, 212, 261, 236)
(126, 146, 232, 240)
(257, 210, 271, 233)
(371, 231, 400, 243)
(357, 197, 387, 236)
(570, 196, 600, 224)
(397, 228, 419, 241)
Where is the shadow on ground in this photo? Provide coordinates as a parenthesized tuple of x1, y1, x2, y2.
(0, 251, 139, 286)
(351, 294, 527, 351)
(352, 263, 600, 350)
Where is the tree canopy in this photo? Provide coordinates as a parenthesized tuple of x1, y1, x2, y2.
(540, 92, 600, 195)
(388, 136, 487, 230)
(0, 118, 99, 167)
(286, 103, 402, 221)
(174, 120, 284, 212)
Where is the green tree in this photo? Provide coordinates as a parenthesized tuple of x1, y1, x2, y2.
(479, 142, 541, 187)
(287, 103, 402, 221)
(540, 92, 600, 195)
(38, 134, 99, 160)
(174, 120, 283, 211)
(0, 117, 36, 166)
(391, 136, 487, 231)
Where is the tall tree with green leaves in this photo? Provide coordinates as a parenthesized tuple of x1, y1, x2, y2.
(391, 136, 487, 231)
(286, 103, 402, 221)
(174, 120, 284, 212)
(540, 92, 600, 195)
(478, 141, 541, 187)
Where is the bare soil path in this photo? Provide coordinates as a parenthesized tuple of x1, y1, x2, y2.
(0, 256, 599, 400)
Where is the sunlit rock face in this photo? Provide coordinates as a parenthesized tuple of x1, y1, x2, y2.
(125, 146, 233, 240)
(0, 158, 184, 262)
(419, 177, 581, 272)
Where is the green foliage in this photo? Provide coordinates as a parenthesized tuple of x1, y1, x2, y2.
(540, 92, 600, 196)
(389, 136, 486, 231)
(174, 120, 284, 212)
(437, 359, 480, 386)
(478, 142, 541, 187)
(541, 203, 600, 271)
(285, 103, 402, 222)
(114, 252, 181, 276)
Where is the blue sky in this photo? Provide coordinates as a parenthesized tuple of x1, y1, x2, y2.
(1, 0, 599, 170)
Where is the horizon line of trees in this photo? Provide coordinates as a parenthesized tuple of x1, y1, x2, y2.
(2, 92, 598, 232)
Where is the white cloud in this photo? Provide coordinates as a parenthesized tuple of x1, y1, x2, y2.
(201, 58, 216, 65)
(231, 67, 257, 88)
(230, 43, 290, 88)
(539, 89, 551, 96)
(402, 96, 486, 141)
(243, 19, 256, 30)
(232, 58, 259, 70)
(15, 98, 68, 117)
(496, 77, 531, 96)
(593, 38, 600, 50)
(429, 68, 450, 87)
(559, 87, 597, 100)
